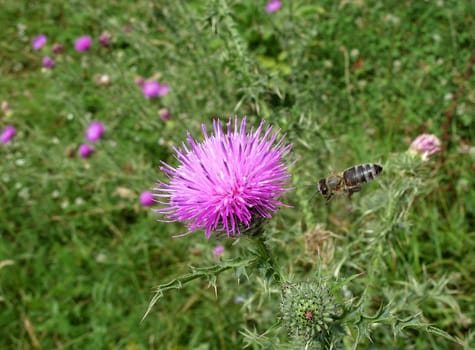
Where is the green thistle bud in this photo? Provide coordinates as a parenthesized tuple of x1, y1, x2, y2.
(280, 281, 340, 342)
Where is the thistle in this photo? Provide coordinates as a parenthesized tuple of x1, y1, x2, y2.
(280, 281, 340, 344)
(154, 117, 293, 238)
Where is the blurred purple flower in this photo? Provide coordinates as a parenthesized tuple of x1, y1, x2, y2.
(135, 76, 145, 87)
(32, 34, 47, 50)
(85, 121, 105, 142)
(409, 134, 441, 161)
(78, 144, 94, 158)
(98, 32, 111, 47)
(159, 108, 171, 121)
(1, 125, 16, 144)
(142, 81, 170, 98)
(42, 56, 55, 68)
(157, 83, 170, 96)
(142, 80, 161, 98)
(52, 43, 64, 54)
(140, 191, 155, 207)
(266, 0, 282, 13)
(154, 117, 293, 238)
(75, 36, 92, 52)
(212, 245, 225, 257)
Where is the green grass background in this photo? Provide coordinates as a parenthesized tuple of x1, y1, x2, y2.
(1, 0, 474, 349)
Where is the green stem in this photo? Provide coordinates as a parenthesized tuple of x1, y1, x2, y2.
(254, 236, 283, 283)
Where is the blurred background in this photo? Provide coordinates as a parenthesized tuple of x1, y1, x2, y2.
(1, 0, 474, 349)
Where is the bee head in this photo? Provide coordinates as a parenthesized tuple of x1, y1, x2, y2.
(318, 179, 328, 196)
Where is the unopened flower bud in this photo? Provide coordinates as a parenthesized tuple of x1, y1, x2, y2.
(280, 281, 340, 341)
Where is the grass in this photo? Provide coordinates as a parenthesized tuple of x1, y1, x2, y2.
(1, 0, 474, 349)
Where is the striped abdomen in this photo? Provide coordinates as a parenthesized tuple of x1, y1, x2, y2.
(343, 163, 383, 187)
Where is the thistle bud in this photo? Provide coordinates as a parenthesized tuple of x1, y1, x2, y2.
(280, 281, 339, 342)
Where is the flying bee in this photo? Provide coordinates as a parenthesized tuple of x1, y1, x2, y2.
(317, 163, 383, 202)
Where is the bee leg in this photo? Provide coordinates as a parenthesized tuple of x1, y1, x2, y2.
(347, 185, 362, 199)
(325, 193, 334, 203)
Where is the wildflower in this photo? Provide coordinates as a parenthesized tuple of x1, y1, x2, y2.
(409, 134, 441, 161)
(157, 83, 170, 96)
(154, 117, 292, 238)
(266, 0, 282, 13)
(140, 191, 155, 207)
(159, 108, 171, 121)
(85, 121, 104, 142)
(52, 43, 64, 54)
(280, 281, 339, 342)
(212, 245, 225, 257)
(142, 80, 160, 98)
(98, 32, 111, 47)
(42, 56, 55, 68)
(135, 76, 145, 87)
(74, 36, 92, 52)
(32, 34, 47, 50)
(1, 125, 16, 144)
(78, 144, 94, 158)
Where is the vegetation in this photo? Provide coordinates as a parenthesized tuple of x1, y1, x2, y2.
(1, 0, 474, 348)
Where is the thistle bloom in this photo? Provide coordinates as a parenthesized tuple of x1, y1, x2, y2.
(157, 83, 170, 96)
(135, 76, 146, 87)
(409, 134, 441, 161)
(140, 191, 155, 207)
(142, 80, 160, 98)
(52, 43, 64, 54)
(78, 144, 94, 158)
(142, 81, 170, 98)
(266, 0, 282, 13)
(98, 32, 111, 47)
(32, 34, 47, 50)
(155, 117, 292, 238)
(159, 108, 171, 121)
(1, 125, 16, 144)
(85, 121, 105, 142)
(75, 36, 92, 52)
(42, 56, 55, 68)
(212, 245, 225, 257)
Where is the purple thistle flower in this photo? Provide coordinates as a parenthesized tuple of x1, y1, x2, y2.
(212, 245, 225, 257)
(42, 56, 55, 68)
(140, 191, 155, 207)
(1, 125, 16, 144)
(32, 34, 47, 50)
(74, 36, 92, 52)
(409, 134, 441, 161)
(159, 108, 171, 121)
(98, 32, 111, 47)
(157, 83, 170, 96)
(52, 43, 64, 54)
(135, 76, 146, 87)
(266, 0, 282, 13)
(85, 121, 105, 142)
(142, 80, 161, 98)
(154, 117, 293, 239)
(78, 144, 94, 158)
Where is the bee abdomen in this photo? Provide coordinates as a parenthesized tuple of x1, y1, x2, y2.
(343, 163, 382, 187)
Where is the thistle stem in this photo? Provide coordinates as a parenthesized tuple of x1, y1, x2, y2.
(254, 236, 283, 283)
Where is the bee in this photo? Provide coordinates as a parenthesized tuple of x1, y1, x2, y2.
(317, 163, 383, 202)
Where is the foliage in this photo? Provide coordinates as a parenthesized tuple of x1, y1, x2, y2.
(1, 0, 474, 349)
